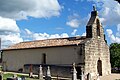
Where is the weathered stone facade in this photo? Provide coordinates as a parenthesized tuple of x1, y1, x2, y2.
(84, 9, 111, 77)
(2, 7, 111, 79)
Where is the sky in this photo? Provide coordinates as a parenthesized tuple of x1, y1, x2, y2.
(0, 0, 120, 48)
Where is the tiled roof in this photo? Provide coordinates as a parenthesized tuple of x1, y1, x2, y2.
(4, 36, 87, 50)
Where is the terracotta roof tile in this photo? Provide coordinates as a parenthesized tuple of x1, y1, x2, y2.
(4, 36, 87, 50)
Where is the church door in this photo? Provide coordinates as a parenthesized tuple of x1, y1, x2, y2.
(97, 60, 102, 76)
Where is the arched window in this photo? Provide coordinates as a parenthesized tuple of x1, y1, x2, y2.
(97, 60, 102, 76)
(96, 19, 100, 36)
(86, 25, 92, 38)
(42, 53, 46, 64)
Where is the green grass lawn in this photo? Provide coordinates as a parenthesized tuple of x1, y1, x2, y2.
(2, 72, 69, 80)
(3, 73, 14, 80)
(3, 73, 39, 80)
(0, 68, 44, 80)
(26, 78, 40, 80)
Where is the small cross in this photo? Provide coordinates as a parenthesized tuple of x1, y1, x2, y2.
(93, 6, 96, 11)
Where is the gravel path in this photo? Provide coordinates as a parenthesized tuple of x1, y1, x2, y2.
(100, 73, 120, 80)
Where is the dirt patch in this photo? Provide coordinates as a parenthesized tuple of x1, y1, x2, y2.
(100, 73, 120, 80)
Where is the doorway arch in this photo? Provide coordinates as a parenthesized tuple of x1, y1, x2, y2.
(97, 60, 102, 76)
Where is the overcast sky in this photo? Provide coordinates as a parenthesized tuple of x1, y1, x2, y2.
(0, 0, 120, 48)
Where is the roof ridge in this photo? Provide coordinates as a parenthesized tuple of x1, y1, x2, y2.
(3, 36, 87, 50)
(19, 36, 86, 43)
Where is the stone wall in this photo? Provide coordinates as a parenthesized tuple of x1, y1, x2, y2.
(2, 46, 84, 72)
(24, 64, 73, 78)
(84, 17, 111, 78)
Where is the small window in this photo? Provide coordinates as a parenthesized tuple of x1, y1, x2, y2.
(96, 19, 100, 36)
(42, 53, 46, 64)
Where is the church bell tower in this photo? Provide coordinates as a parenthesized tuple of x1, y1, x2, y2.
(86, 6, 103, 39)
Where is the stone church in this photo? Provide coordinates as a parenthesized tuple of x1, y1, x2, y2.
(2, 7, 111, 79)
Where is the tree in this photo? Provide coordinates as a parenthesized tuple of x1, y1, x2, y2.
(109, 43, 120, 68)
